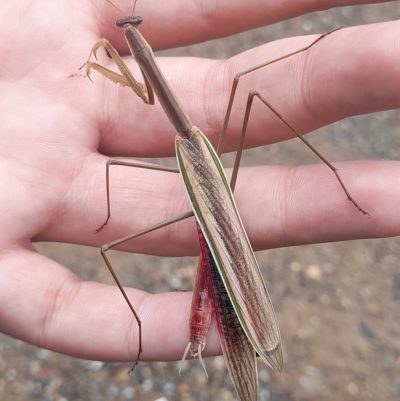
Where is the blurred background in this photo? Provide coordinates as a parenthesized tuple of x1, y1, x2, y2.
(2, 2, 400, 400)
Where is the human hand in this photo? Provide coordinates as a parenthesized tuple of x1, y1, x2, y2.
(1, 0, 399, 365)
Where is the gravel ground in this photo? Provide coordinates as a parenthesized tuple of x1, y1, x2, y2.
(2, 2, 400, 401)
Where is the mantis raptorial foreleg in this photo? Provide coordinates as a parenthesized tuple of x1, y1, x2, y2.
(80, 36, 154, 104)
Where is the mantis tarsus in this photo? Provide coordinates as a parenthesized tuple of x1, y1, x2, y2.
(81, 0, 369, 398)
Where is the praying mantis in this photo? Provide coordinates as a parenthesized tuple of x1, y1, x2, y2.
(80, 0, 372, 399)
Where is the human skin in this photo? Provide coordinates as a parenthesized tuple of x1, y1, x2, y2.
(1, 0, 400, 363)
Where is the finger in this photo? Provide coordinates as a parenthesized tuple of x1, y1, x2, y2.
(0, 247, 220, 361)
(216, 21, 400, 151)
(236, 161, 400, 251)
(39, 158, 400, 254)
(91, 0, 394, 51)
(85, 22, 400, 156)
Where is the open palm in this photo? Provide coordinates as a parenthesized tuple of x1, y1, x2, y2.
(1, 0, 399, 363)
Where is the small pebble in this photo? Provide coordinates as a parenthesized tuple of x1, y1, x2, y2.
(90, 361, 104, 371)
(141, 378, 154, 392)
(259, 388, 271, 401)
(290, 261, 301, 272)
(36, 348, 51, 360)
(162, 380, 175, 394)
(320, 294, 331, 305)
(302, 20, 313, 31)
(341, 297, 352, 309)
(306, 264, 322, 280)
(122, 385, 135, 399)
(211, 356, 226, 372)
(140, 365, 152, 379)
(299, 375, 320, 393)
(6, 369, 16, 381)
(108, 385, 119, 398)
(346, 382, 358, 395)
(258, 368, 270, 383)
